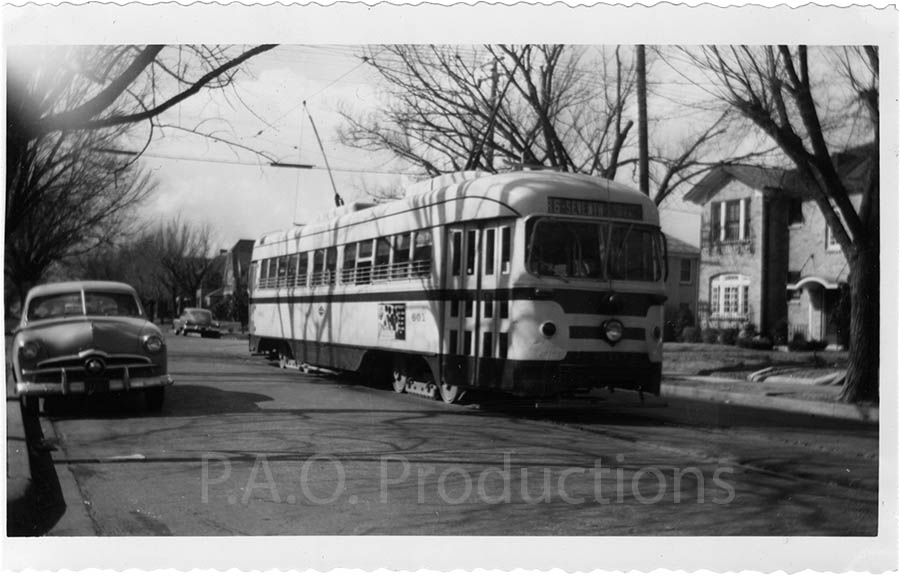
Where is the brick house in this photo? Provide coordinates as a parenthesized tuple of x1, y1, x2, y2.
(199, 239, 255, 315)
(663, 235, 700, 338)
(685, 148, 870, 346)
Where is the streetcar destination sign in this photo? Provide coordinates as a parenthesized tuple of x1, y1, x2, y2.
(547, 197, 642, 220)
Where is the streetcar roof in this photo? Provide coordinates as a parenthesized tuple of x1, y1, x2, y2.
(255, 170, 657, 248)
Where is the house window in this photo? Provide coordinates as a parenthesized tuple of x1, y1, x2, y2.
(825, 225, 841, 251)
(710, 274, 751, 318)
(679, 259, 692, 284)
(709, 199, 750, 244)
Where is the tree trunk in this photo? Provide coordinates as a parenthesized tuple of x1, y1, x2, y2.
(840, 240, 879, 403)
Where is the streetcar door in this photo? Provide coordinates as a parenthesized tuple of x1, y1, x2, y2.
(444, 225, 482, 388)
(475, 223, 508, 390)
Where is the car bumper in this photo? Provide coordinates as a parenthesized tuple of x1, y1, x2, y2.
(16, 374, 174, 397)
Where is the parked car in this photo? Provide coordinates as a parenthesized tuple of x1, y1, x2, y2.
(173, 308, 221, 338)
(11, 281, 173, 412)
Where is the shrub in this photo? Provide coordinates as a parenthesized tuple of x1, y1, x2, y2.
(771, 319, 789, 345)
(701, 327, 720, 344)
(788, 338, 828, 352)
(679, 326, 701, 343)
(718, 328, 739, 345)
(737, 335, 774, 350)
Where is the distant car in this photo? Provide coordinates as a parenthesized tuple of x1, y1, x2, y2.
(11, 281, 173, 412)
(173, 308, 221, 338)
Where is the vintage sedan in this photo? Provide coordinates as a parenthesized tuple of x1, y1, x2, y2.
(173, 307, 221, 338)
(12, 281, 173, 412)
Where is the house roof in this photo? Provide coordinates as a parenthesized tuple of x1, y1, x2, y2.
(684, 164, 791, 205)
(666, 235, 700, 256)
(684, 143, 875, 205)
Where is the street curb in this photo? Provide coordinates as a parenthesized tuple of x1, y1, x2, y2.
(40, 418, 96, 536)
(660, 382, 879, 423)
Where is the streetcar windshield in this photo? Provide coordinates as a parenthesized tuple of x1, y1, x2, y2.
(526, 218, 665, 281)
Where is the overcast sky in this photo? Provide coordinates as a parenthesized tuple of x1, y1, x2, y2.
(7, 4, 891, 255)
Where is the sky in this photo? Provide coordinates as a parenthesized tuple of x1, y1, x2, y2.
(130, 45, 706, 251)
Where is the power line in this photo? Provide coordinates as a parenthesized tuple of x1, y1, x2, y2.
(140, 151, 416, 176)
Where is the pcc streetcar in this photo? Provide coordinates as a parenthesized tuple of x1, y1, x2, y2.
(249, 170, 667, 403)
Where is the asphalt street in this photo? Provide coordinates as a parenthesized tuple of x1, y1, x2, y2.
(31, 335, 878, 536)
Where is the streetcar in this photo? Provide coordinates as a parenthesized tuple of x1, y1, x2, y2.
(249, 170, 667, 403)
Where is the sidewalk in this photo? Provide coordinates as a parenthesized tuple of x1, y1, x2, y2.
(7, 397, 34, 535)
(661, 372, 878, 423)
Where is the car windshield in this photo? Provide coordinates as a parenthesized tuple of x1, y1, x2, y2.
(84, 291, 143, 317)
(27, 292, 84, 321)
(526, 218, 665, 282)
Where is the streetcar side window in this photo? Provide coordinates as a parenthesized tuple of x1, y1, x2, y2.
(392, 233, 411, 279)
(267, 257, 278, 287)
(500, 226, 511, 274)
(297, 252, 309, 287)
(249, 262, 258, 295)
(325, 247, 337, 285)
(451, 231, 462, 276)
(312, 250, 325, 285)
(356, 240, 373, 285)
(412, 230, 432, 277)
(374, 237, 391, 282)
(484, 228, 496, 276)
(276, 256, 288, 287)
(342, 243, 357, 284)
(287, 254, 299, 287)
(466, 229, 477, 275)
(258, 259, 269, 289)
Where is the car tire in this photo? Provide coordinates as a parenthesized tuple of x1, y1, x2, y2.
(144, 388, 165, 412)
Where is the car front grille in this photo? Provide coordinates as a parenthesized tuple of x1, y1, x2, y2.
(30, 355, 160, 383)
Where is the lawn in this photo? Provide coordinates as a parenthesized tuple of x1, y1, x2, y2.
(663, 342, 848, 379)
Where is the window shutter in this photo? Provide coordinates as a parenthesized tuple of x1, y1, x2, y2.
(742, 198, 750, 240)
(709, 202, 720, 244)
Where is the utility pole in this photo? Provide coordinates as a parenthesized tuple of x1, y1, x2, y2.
(485, 60, 498, 171)
(637, 45, 650, 196)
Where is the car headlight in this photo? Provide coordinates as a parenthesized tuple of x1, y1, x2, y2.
(143, 335, 164, 353)
(603, 319, 624, 344)
(21, 341, 41, 360)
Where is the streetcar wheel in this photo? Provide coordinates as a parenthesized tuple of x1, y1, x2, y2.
(438, 381, 464, 404)
(392, 369, 407, 393)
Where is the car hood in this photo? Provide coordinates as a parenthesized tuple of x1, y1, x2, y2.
(18, 316, 159, 357)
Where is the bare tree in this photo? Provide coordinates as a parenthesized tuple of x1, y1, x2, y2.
(340, 45, 641, 178)
(149, 217, 219, 316)
(682, 45, 878, 403)
(342, 44, 736, 207)
(4, 126, 155, 315)
(67, 229, 170, 320)
(5, 45, 275, 313)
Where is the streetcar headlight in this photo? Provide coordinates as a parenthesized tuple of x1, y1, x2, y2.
(540, 322, 557, 338)
(603, 319, 624, 343)
(21, 341, 41, 360)
(143, 335, 164, 353)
